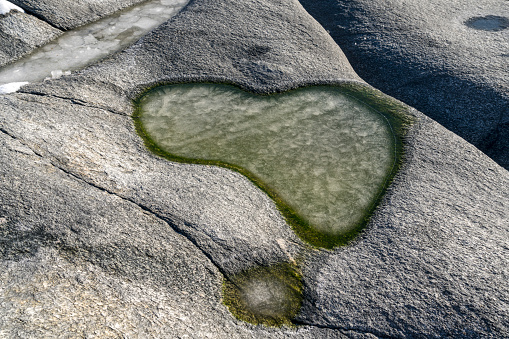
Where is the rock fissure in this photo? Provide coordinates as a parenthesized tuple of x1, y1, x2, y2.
(293, 320, 390, 338)
(26, 11, 62, 32)
(18, 90, 128, 116)
(0, 125, 228, 280)
(55, 170, 232, 281)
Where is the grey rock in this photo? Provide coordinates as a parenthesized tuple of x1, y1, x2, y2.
(10, 0, 156, 30)
(0, 130, 341, 338)
(1, 0, 508, 337)
(298, 117, 509, 337)
(0, 92, 304, 276)
(0, 10, 61, 67)
(20, 0, 361, 108)
(299, 0, 509, 169)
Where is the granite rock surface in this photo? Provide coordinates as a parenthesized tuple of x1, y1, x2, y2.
(9, 0, 149, 30)
(299, 0, 509, 170)
(0, 0, 508, 337)
(0, 10, 61, 67)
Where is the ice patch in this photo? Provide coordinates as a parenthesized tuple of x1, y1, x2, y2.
(0, 0, 188, 86)
(0, 82, 28, 94)
(138, 84, 396, 238)
(49, 70, 71, 80)
(0, 0, 24, 15)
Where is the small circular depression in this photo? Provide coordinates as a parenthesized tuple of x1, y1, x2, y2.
(465, 15, 509, 31)
(222, 263, 302, 327)
(241, 278, 293, 317)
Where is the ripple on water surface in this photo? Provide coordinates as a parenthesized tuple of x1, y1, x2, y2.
(136, 84, 397, 248)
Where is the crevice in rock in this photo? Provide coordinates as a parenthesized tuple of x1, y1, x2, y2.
(17, 90, 129, 116)
(0, 125, 229, 280)
(8, 4, 63, 32)
(293, 320, 389, 338)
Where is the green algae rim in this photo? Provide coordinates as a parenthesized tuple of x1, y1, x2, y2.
(132, 81, 414, 249)
(222, 262, 303, 327)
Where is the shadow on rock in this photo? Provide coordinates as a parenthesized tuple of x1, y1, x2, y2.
(299, 0, 509, 170)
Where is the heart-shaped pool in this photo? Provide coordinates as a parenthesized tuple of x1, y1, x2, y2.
(135, 83, 400, 248)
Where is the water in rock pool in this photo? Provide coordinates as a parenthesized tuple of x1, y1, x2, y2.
(0, 0, 188, 86)
(465, 15, 509, 32)
(136, 83, 397, 247)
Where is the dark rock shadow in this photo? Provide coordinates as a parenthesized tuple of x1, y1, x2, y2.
(299, 0, 509, 169)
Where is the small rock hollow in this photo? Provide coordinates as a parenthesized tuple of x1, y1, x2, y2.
(222, 263, 303, 327)
(465, 15, 509, 32)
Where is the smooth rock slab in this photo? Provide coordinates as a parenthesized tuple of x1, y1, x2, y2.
(0, 0, 507, 337)
(0, 10, 61, 67)
(299, 0, 509, 169)
(298, 117, 509, 337)
(0, 109, 344, 338)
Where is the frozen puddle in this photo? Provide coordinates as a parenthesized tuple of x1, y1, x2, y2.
(465, 15, 509, 32)
(136, 84, 397, 247)
(0, 0, 188, 88)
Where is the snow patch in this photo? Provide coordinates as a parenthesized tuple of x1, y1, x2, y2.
(0, 82, 29, 94)
(0, 0, 24, 15)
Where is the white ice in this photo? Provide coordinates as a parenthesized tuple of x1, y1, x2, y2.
(0, 82, 28, 94)
(0, 0, 188, 87)
(0, 0, 24, 15)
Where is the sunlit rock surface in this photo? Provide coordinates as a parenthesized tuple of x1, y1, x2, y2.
(0, 10, 61, 67)
(0, 0, 188, 86)
(0, 0, 508, 337)
(138, 84, 395, 237)
(10, 0, 154, 30)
